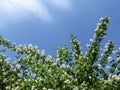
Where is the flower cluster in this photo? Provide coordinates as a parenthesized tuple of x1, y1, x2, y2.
(0, 16, 120, 90)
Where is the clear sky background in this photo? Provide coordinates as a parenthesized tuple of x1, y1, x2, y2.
(0, 0, 120, 55)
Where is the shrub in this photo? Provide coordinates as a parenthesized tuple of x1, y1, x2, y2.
(0, 16, 120, 90)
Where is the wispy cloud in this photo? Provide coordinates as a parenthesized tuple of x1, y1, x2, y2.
(49, 0, 72, 10)
(0, 0, 51, 22)
(0, 0, 72, 27)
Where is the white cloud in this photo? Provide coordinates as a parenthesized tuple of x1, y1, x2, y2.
(0, 0, 51, 22)
(0, 0, 72, 26)
(49, 0, 72, 10)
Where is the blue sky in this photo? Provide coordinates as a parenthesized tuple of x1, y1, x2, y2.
(0, 0, 120, 55)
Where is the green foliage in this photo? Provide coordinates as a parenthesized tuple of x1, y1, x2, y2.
(0, 16, 120, 90)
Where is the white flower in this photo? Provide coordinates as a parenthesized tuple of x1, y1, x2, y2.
(98, 64, 102, 69)
(64, 71, 67, 75)
(46, 55, 52, 62)
(16, 47, 20, 52)
(104, 79, 112, 85)
(99, 29, 103, 32)
(3, 78, 7, 83)
(89, 76, 92, 79)
(24, 79, 27, 82)
(34, 45, 38, 50)
(15, 86, 19, 90)
(27, 50, 31, 54)
(5, 59, 10, 65)
(48, 89, 54, 90)
(64, 79, 71, 84)
(99, 17, 104, 21)
(67, 65, 71, 68)
(15, 81, 19, 85)
(17, 79, 21, 82)
(28, 44, 33, 49)
(52, 63, 57, 66)
(89, 39, 93, 42)
(12, 78, 14, 81)
(60, 74, 65, 80)
(56, 58, 60, 63)
(21, 83, 24, 86)
(13, 69, 17, 72)
(17, 73, 22, 77)
(43, 87, 47, 90)
(41, 50, 45, 56)
(73, 86, 79, 90)
(117, 57, 120, 62)
(37, 77, 42, 81)
(73, 78, 78, 82)
(13, 61, 17, 64)
(6, 86, 11, 89)
(48, 69, 52, 73)
(112, 75, 120, 80)
(16, 64, 21, 70)
(23, 46, 27, 51)
(107, 56, 113, 62)
(12, 84, 15, 88)
(0, 59, 2, 63)
(3, 72, 7, 75)
(31, 86, 35, 90)
(36, 50, 40, 54)
(86, 44, 90, 48)
(60, 64, 66, 68)
(19, 44, 23, 48)
(112, 51, 115, 54)
(104, 43, 109, 50)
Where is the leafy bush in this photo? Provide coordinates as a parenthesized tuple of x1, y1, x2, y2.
(0, 16, 120, 90)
